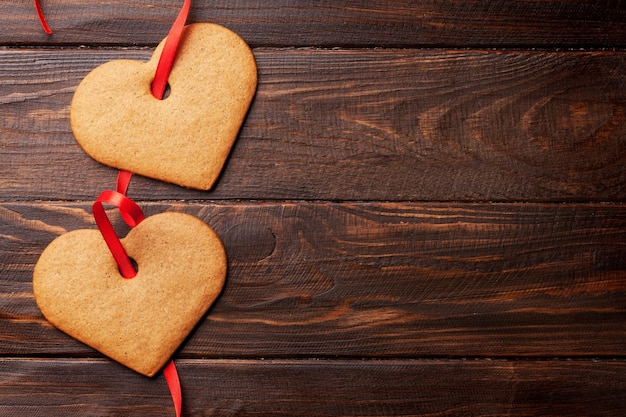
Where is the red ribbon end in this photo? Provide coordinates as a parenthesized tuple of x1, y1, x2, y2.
(34, 0, 53, 35)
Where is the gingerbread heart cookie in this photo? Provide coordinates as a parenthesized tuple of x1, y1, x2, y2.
(70, 23, 257, 190)
(33, 212, 227, 377)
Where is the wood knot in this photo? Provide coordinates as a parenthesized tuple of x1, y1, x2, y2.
(221, 221, 276, 263)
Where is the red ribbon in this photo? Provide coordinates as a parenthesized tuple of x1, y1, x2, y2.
(85, 2, 189, 415)
(90, 1, 191, 413)
(34, 1, 190, 413)
(164, 361, 183, 417)
(92, 173, 182, 416)
(152, 0, 191, 99)
(34, 0, 52, 34)
(91, 0, 191, 277)
(92, 172, 144, 279)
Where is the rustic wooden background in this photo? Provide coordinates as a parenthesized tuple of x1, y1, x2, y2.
(1, 1, 626, 415)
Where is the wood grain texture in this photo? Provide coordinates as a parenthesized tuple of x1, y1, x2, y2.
(1, 202, 624, 357)
(2, 1, 626, 414)
(3, 1, 626, 47)
(1, 49, 626, 201)
(0, 358, 624, 416)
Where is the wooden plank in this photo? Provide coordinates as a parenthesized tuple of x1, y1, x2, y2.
(0, 358, 624, 416)
(4, 1, 626, 47)
(5, 2, 623, 416)
(1, 202, 624, 357)
(2, 49, 626, 201)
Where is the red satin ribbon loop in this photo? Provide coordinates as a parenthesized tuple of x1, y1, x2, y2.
(114, 171, 141, 226)
(96, 190, 145, 227)
(92, 189, 144, 279)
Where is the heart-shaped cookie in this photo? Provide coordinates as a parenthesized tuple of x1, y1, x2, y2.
(33, 212, 227, 377)
(70, 23, 257, 190)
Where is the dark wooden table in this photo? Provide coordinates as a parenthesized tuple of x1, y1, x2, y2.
(1, 1, 626, 415)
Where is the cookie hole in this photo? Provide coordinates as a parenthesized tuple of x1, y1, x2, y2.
(119, 257, 139, 278)
(162, 82, 171, 100)
(150, 81, 172, 100)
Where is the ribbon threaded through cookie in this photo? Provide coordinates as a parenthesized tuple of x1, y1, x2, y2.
(92, 171, 182, 417)
(92, 0, 191, 276)
(92, 172, 144, 279)
(34, 2, 192, 416)
(91, 0, 190, 410)
(92, 2, 191, 415)
(152, 0, 191, 99)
